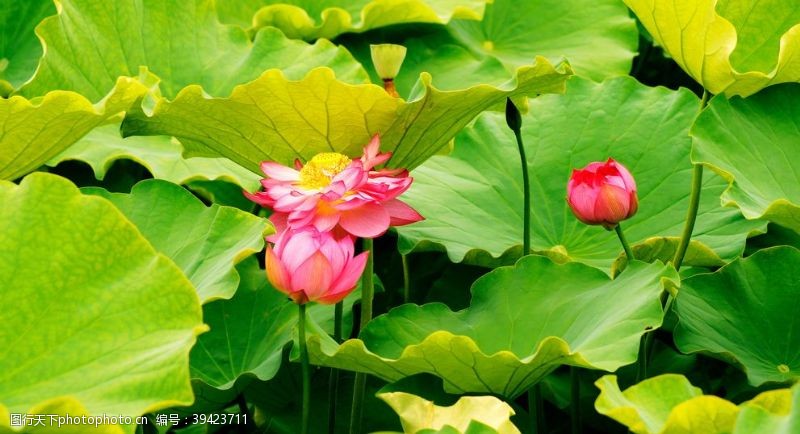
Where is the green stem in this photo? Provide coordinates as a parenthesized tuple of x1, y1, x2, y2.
(326, 302, 344, 434)
(349, 238, 375, 434)
(401, 253, 411, 304)
(672, 164, 704, 271)
(673, 89, 710, 271)
(528, 385, 544, 434)
(570, 367, 581, 434)
(298, 303, 310, 434)
(514, 127, 531, 256)
(614, 224, 634, 261)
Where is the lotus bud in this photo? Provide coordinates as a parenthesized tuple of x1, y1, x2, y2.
(567, 158, 638, 230)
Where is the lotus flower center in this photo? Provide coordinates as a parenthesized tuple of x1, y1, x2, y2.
(298, 152, 352, 190)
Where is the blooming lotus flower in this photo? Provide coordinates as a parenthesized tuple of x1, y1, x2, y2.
(266, 227, 368, 305)
(246, 135, 423, 238)
(567, 158, 638, 229)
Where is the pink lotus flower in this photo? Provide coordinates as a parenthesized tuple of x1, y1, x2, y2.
(246, 135, 423, 238)
(266, 227, 368, 305)
(567, 158, 638, 229)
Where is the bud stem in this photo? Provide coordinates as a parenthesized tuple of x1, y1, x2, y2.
(506, 99, 531, 256)
(298, 303, 310, 434)
(614, 224, 634, 262)
(349, 238, 374, 434)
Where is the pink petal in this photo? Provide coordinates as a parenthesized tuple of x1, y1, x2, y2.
(594, 184, 631, 224)
(330, 252, 369, 303)
(243, 190, 274, 207)
(313, 210, 341, 232)
(291, 251, 334, 303)
(568, 183, 599, 224)
(267, 213, 289, 243)
(383, 199, 424, 226)
(265, 246, 292, 295)
(281, 229, 319, 272)
(338, 202, 391, 238)
(261, 161, 300, 181)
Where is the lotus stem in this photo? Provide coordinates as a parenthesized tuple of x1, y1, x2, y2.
(401, 253, 411, 304)
(327, 302, 344, 434)
(528, 385, 545, 434)
(673, 90, 710, 271)
(571, 366, 581, 434)
(614, 224, 634, 262)
(298, 303, 310, 434)
(349, 238, 374, 434)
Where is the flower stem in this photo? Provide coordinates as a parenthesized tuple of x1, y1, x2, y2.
(401, 253, 411, 304)
(349, 238, 374, 434)
(672, 164, 704, 271)
(570, 366, 581, 434)
(614, 224, 634, 262)
(298, 303, 310, 434)
(326, 302, 344, 434)
(528, 385, 545, 434)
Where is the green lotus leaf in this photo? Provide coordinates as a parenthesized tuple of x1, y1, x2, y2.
(0, 173, 205, 434)
(674, 246, 800, 385)
(0, 0, 55, 92)
(378, 392, 520, 434)
(83, 180, 270, 303)
(0, 77, 150, 181)
(691, 85, 800, 233)
(447, 0, 638, 81)
(307, 255, 676, 398)
(190, 258, 361, 389)
(49, 122, 260, 191)
(734, 386, 800, 434)
(122, 58, 571, 173)
(396, 77, 764, 270)
(595, 374, 800, 434)
(217, 0, 488, 40)
(19, 0, 368, 100)
(623, 0, 800, 97)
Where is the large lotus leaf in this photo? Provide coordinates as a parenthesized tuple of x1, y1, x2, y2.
(0, 77, 149, 181)
(217, 0, 487, 40)
(595, 374, 800, 434)
(377, 392, 520, 434)
(623, 0, 800, 97)
(0, 173, 205, 433)
(307, 255, 675, 398)
(0, 0, 55, 92)
(84, 180, 270, 303)
(673, 246, 800, 385)
(49, 122, 260, 190)
(691, 85, 800, 233)
(19, 0, 368, 101)
(190, 258, 360, 389)
(447, 0, 637, 81)
(396, 77, 764, 270)
(121, 58, 571, 173)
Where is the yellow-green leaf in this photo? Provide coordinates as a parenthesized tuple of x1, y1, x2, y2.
(378, 392, 520, 434)
(623, 0, 800, 96)
(122, 59, 572, 172)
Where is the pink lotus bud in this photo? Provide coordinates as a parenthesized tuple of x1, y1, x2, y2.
(567, 158, 638, 229)
(265, 227, 368, 305)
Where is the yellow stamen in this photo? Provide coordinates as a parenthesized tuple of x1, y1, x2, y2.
(298, 152, 352, 190)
